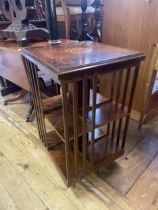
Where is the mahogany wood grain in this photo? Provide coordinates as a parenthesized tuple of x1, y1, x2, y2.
(23, 40, 144, 79)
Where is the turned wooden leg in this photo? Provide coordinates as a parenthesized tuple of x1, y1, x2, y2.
(4, 89, 28, 105)
(79, 1, 94, 41)
(80, 12, 94, 41)
(94, 0, 102, 42)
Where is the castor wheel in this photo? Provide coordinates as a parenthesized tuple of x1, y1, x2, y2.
(3, 101, 8, 106)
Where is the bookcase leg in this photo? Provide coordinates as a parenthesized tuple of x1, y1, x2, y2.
(72, 79, 79, 177)
(82, 77, 88, 172)
(61, 81, 71, 186)
(122, 65, 139, 149)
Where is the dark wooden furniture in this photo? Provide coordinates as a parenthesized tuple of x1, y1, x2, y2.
(102, 0, 158, 122)
(0, 40, 60, 121)
(0, 41, 49, 121)
(22, 40, 144, 186)
(0, 0, 48, 46)
(0, 41, 29, 101)
(139, 44, 158, 129)
(34, 0, 103, 41)
(0, 41, 30, 91)
(0, 1, 48, 97)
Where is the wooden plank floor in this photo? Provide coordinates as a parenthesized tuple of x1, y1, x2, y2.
(97, 126, 158, 195)
(0, 115, 111, 210)
(0, 93, 158, 210)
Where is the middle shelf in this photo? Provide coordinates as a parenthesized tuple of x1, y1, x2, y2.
(43, 93, 128, 140)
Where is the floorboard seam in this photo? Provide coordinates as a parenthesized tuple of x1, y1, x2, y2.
(0, 180, 21, 210)
(125, 150, 158, 196)
(82, 178, 123, 210)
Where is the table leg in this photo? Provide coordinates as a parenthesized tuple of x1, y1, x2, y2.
(0, 76, 6, 87)
(26, 92, 34, 122)
(4, 89, 28, 105)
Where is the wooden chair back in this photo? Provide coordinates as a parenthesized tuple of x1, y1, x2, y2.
(34, 0, 97, 39)
(34, 0, 76, 38)
(139, 44, 158, 129)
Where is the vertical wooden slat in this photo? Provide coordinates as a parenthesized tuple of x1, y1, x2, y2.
(116, 70, 123, 106)
(122, 65, 140, 149)
(116, 68, 131, 146)
(72, 80, 79, 176)
(112, 70, 123, 144)
(23, 57, 43, 142)
(61, 80, 71, 186)
(116, 119, 122, 146)
(33, 63, 47, 147)
(82, 77, 88, 171)
(90, 74, 97, 167)
(23, 58, 38, 137)
(110, 71, 116, 101)
(107, 71, 116, 135)
(28, 61, 46, 145)
(121, 68, 131, 110)
(111, 121, 116, 143)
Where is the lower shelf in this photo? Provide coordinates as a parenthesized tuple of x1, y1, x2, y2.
(46, 131, 63, 150)
(47, 130, 124, 184)
(48, 131, 76, 183)
(87, 135, 124, 165)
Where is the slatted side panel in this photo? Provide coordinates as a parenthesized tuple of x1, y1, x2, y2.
(73, 66, 140, 171)
(22, 56, 47, 146)
(121, 66, 139, 149)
